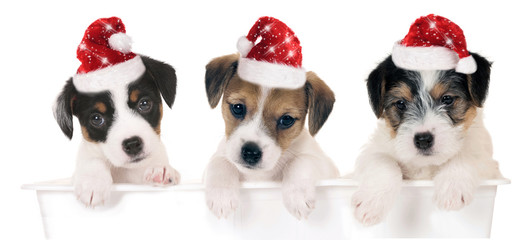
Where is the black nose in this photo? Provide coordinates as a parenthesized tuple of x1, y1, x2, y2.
(241, 142, 262, 166)
(122, 136, 143, 156)
(414, 132, 434, 150)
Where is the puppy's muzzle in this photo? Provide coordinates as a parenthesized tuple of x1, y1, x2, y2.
(414, 132, 434, 151)
(122, 136, 143, 157)
(241, 141, 262, 166)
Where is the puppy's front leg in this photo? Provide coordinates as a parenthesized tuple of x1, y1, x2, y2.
(73, 142, 113, 207)
(351, 153, 402, 226)
(205, 155, 240, 219)
(434, 155, 479, 211)
(282, 155, 321, 220)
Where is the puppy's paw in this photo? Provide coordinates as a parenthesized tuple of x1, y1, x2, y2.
(434, 180, 474, 211)
(282, 183, 316, 220)
(205, 186, 239, 219)
(74, 177, 112, 207)
(351, 190, 393, 226)
(143, 166, 180, 186)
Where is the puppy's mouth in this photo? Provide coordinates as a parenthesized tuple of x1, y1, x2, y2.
(130, 153, 149, 163)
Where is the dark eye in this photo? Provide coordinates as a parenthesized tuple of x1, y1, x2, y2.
(230, 104, 246, 119)
(441, 95, 454, 105)
(394, 100, 407, 111)
(278, 115, 296, 129)
(138, 97, 153, 113)
(89, 113, 105, 128)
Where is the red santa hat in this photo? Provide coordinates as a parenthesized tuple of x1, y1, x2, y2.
(237, 16, 306, 89)
(392, 14, 477, 74)
(73, 17, 145, 92)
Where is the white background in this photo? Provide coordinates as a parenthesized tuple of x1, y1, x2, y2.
(1, 0, 527, 239)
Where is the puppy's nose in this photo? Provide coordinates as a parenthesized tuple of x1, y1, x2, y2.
(241, 142, 262, 166)
(122, 136, 143, 156)
(414, 132, 434, 150)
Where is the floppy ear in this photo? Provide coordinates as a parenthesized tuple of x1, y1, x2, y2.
(467, 52, 491, 107)
(53, 78, 77, 139)
(205, 54, 239, 108)
(367, 56, 392, 118)
(140, 55, 177, 108)
(305, 71, 335, 136)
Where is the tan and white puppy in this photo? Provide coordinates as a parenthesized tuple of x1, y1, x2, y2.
(204, 54, 339, 219)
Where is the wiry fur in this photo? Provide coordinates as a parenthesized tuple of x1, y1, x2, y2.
(204, 54, 339, 220)
(351, 53, 502, 226)
(54, 56, 179, 207)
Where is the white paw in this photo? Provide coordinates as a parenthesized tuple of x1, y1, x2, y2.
(74, 177, 112, 207)
(282, 183, 316, 220)
(351, 190, 393, 226)
(143, 166, 180, 186)
(205, 186, 239, 219)
(434, 180, 474, 211)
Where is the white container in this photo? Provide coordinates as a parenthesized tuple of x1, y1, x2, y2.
(22, 179, 509, 239)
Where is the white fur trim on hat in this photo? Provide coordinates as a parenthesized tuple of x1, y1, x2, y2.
(109, 32, 133, 54)
(455, 55, 477, 74)
(237, 57, 306, 89)
(392, 41, 477, 74)
(73, 55, 145, 93)
(237, 36, 254, 58)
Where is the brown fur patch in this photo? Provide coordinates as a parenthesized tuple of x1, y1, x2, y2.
(154, 103, 163, 135)
(263, 87, 308, 150)
(221, 76, 260, 137)
(430, 82, 450, 100)
(130, 90, 140, 102)
(81, 126, 95, 142)
(94, 102, 107, 113)
(461, 105, 477, 130)
(384, 114, 398, 138)
(387, 82, 413, 102)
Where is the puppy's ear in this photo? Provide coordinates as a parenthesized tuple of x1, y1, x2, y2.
(305, 71, 335, 136)
(467, 52, 491, 107)
(205, 54, 239, 108)
(53, 78, 77, 139)
(141, 56, 177, 108)
(366, 56, 391, 118)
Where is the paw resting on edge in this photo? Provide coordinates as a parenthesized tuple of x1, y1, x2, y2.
(205, 186, 240, 219)
(143, 166, 180, 186)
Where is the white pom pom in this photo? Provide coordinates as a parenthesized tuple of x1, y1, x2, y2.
(109, 32, 132, 54)
(455, 55, 477, 74)
(237, 36, 253, 58)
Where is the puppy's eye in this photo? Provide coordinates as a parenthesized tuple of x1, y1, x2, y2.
(394, 100, 407, 111)
(89, 113, 105, 128)
(138, 97, 153, 113)
(230, 104, 246, 119)
(278, 115, 296, 129)
(441, 95, 454, 106)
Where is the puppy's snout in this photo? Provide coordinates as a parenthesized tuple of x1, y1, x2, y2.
(122, 136, 143, 156)
(414, 132, 434, 150)
(241, 142, 262, 166)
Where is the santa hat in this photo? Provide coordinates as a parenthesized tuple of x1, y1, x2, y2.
(237, 16, 306, 89)
(392, 14, 477, 74)
(72, 17, 145, 92)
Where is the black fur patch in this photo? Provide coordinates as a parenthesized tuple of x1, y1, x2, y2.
(73, 91, 115, 142)
(127, 74, 163, 130)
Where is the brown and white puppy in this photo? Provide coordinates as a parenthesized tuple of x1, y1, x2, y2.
(204, 53, 339, 219)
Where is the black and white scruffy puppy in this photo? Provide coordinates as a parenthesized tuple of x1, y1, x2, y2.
(351, 14, 502, 225)
(54, 17, 179, 207)
(204, 17, 339, 220)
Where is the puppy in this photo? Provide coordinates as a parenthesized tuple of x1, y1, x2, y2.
(351, 15, 502, 226)
(203, 53, 339, 219)
(54, 17, 179, 207)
